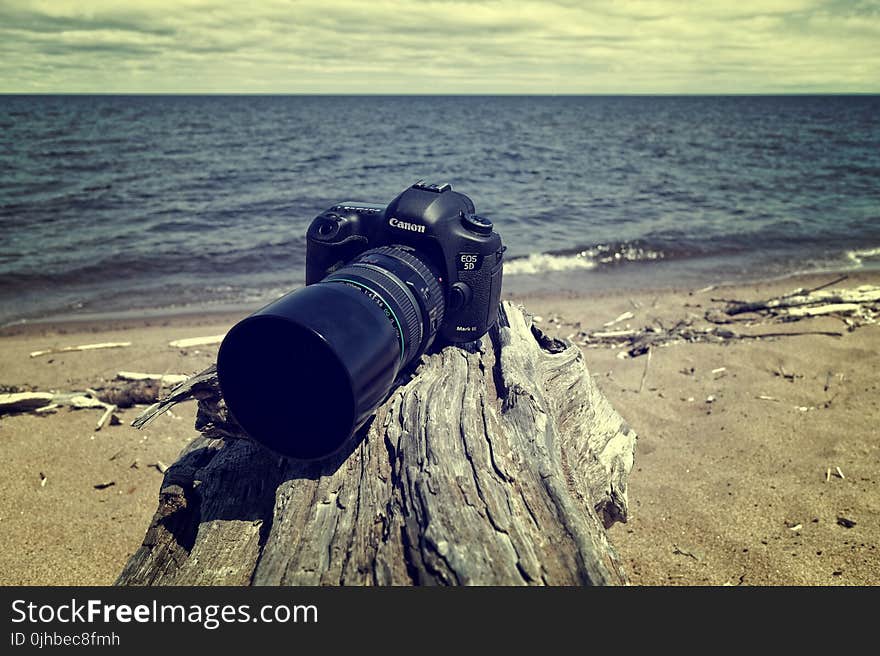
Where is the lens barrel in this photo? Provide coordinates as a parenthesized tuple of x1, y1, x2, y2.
(217, 246, 444, 460)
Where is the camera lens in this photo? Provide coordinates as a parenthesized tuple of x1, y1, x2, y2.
(216, 246, 444, 460)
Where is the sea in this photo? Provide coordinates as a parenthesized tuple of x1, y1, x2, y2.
(1, 94, 878, 326)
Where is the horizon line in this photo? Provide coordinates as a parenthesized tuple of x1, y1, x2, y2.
(2, 91, 879, 97)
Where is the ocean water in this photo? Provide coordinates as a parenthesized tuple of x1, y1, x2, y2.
(1, 94, 878, 325)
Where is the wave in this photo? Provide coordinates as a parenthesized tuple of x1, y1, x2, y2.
(846, 246, 880, 268)
(505, 242, 665, 275)
(504, 253, 597, 275)
(504, 241, 880, 279)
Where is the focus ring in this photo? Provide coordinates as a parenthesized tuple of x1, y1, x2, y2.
(368, 246, 445, 338)
(325, 266, 422, 365)
(345, 263, 423, 352)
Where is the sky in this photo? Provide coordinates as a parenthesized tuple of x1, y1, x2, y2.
(0, 0, 878, 94)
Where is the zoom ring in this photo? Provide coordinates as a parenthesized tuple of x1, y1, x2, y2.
(325, 265, 422, 366)
(368, 246, 445, 341)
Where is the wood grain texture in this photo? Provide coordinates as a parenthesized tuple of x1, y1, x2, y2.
(118, 302, 636, 586)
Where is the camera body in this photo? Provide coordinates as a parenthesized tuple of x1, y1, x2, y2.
(306, 182, 504, 344)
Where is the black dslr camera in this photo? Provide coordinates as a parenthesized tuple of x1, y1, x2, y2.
(217, 182, 504, 460)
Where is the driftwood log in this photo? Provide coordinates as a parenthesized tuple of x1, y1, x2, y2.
(572, 282, 878, 358)
(0, 372, 189, 431)
(117, 302, 637, 586)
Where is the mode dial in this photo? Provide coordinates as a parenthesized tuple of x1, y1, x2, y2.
(460, 212, 493, 235)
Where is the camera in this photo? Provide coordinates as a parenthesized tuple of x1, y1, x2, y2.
(216, 182, 504, 460)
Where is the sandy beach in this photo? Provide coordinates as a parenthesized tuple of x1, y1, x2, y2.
(1, 271, 877, 586)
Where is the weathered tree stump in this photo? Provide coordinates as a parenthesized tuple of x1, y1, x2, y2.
(117, 302, 636, 586)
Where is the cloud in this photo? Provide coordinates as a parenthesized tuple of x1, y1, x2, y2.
(0, 0, 877, 92)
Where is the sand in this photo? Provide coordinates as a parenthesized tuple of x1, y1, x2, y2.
(1, 271, 877, 586)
